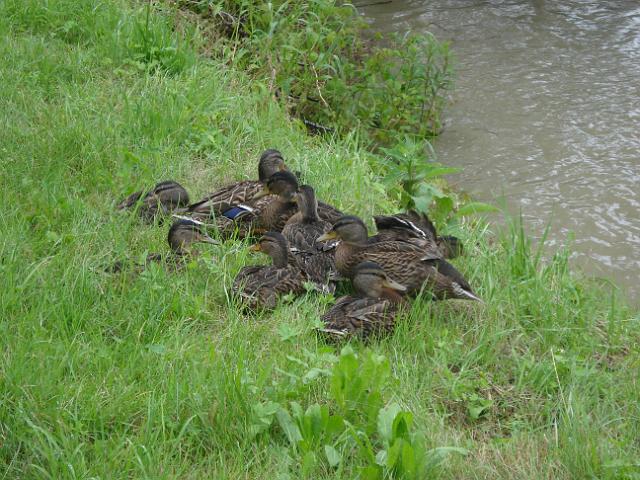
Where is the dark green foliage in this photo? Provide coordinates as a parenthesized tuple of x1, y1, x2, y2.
(175, 0, 453, 144)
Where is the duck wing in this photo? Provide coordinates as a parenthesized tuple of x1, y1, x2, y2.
(320, 297, 397, 340)
(282, 219, 331, 251)
(187, 180, 263, 216)
(335, 240, 442, 294)
(289, 248, 337, 294)
(232, 265, 307, 309)
(423, 258, 481, 301)
(317, 201, 343, 224)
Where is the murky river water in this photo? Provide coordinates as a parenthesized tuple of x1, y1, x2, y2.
(360, 0, 640, 301)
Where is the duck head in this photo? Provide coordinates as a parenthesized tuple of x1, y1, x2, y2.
(151, 181, 190, 209)
(258, 149, 287, 182)
(317, 215, 368, 244)
(252, 171, 299, 202)
(249, 231, 289, 268)
(352, 261, 406, 298)
(293, 185, 320, 222)
(168, 219, 219, 254)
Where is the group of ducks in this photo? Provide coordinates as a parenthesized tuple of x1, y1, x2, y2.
(115, 149, 481, 341)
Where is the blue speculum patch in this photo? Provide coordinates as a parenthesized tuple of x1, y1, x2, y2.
(222, 205, 253, 220)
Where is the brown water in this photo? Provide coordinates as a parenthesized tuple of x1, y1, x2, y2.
(361, 0, 640, 301)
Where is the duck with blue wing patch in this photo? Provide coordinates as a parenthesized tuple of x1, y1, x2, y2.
(184, 149, 286, 219)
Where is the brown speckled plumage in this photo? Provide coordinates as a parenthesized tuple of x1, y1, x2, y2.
(232, 232, 307, 309)
(319, 261, 406, 341)
(320, 216, 480, 301)
(282, 185, 337, 292)
(370, 211, 464, 259)
(185, 149, 286, 218)
(117, 180, 190, 222)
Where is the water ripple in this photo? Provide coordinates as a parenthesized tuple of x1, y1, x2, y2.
(363, 1, 640, 301)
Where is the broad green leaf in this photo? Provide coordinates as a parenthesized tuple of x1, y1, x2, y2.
(365, 391, 383, 434)
(290, 402, 304, 420)
(253, 401, 280, 418)
(412, 194, 431, 214)
(420, 166, 461, 179)
(324, 445, 341, 467)
(375, 449, 387, 466)
(400, 441, 416, 477)
(301, 451, 317, 476)
(305, 404, 325, 438)
(359, 465, 383, 480)
(326, 415, 345, 437)
(434, 196, 455, 221)
(302, 367, 330, 384)
(417, 182, 446, 199)
(455, 201, 500, 217)
(276, 408, 302, 445)
(392, 411, 413, 441)
(249, 401, 280, 437)
(468, 398, 493, 420)
(426, 446, 469, 467)
(277, 323, 301, 341)
(377, 403, 403, 443)
(386, 439, 402, 468)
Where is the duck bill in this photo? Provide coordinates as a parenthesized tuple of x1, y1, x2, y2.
(382, 278, 407, 292)
(452, 282, 483, 302)
(464, 291, 484, 303)
(249, 243, 262, 252)
(317, 231, 338, 242)
(198, 233, 219, 245)
(252, 187, 271, 200)
(279, 163, 287, 172)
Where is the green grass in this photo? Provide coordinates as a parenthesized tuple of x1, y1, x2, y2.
(1, 1, 639, 479)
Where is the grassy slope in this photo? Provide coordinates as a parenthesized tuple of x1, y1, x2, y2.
(1, 1, 638, 479)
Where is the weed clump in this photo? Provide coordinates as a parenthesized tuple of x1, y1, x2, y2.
(249, 347, 467, 478)
(175, 0, 453, 144)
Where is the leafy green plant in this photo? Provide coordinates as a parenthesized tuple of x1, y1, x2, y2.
(330, 346, 390, 434)
(376, 137, 498, 226)
(359, 403, 468, 480)
(127, 3, 197, 73)
(257, 347, 468, 478)
(172, 0, 452, 144)
(276, 402, 347, 474)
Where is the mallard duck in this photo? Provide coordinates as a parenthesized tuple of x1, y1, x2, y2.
(319, 261, 407, 341)
(107, 218, 218, 272)
(184, 149, 286, 220)
(317, 216, 480, 301)
(117, 180, 190, 222)
(283, 186, 331, 246)
(232, 231, 307, 309)
(370, 211, 464, 259)
(282, 185, 337, 292)
(252, 172, 344, 229)
(250, 170, 301, 232)
(185, 170, 299, 240)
